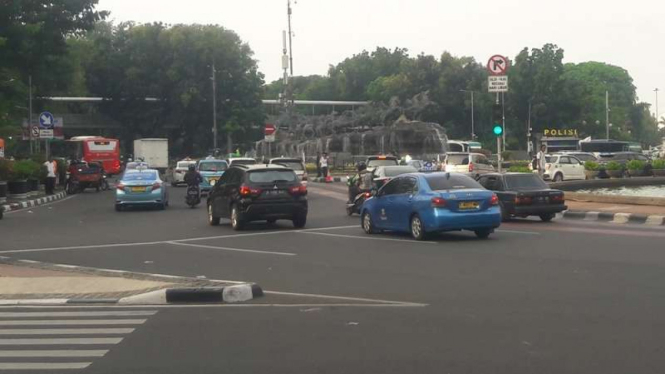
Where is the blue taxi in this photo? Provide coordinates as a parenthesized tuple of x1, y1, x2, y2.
(115, 169, 168, 211)
(360, 173, 501, 240)
(197, 159, 228, 193)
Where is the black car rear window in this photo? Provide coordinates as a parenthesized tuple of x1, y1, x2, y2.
(504, 175, 548, 190)
(273, 161, 304, 170)
(248, 170, 297, 183)
(425, 174, 481, 190)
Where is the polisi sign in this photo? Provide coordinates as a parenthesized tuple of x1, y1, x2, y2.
(543, 129, 578, 137)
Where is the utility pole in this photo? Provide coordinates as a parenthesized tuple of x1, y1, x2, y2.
(605, 90, 610, 140)
(501, 91, 506, 152)
(460, 90, 475, 140)
(211, 59, 218, 151)
(287, 0, 294, 77)
(28, 75, 33, 155)
(527, 99, 533, 155)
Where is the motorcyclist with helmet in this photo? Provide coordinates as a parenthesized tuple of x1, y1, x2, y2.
(184, 164, 203, 207)
(347, 162, 371, 203)
(184, 164, 203, 186)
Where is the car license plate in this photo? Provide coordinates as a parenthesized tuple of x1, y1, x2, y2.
(131, 187, 146, 192)
(535, 197, 546, 203)
(265, 190, 284, 196)
(459, 201, 479, 210)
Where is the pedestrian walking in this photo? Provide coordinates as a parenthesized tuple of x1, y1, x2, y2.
(537, 145, 547, 179)
(316, 152, 322, 177)
(43, 157, 57, 195)
(320, 152, 329, 178)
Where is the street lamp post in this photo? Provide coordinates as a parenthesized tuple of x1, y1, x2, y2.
(655, 88, 660, 125)
(460, 90, 475, 140)
(605, 90, 610, 140)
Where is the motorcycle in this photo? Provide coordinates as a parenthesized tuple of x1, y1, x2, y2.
(100, 173, 110, 191)
(185, 184, 201, 208)
(346, 190, 372, 216)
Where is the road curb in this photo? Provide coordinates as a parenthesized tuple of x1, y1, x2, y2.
(560, 210, 665, 226)
(312, 177, 348, 183)
(1, 191, 67, 213)
(0, 257, 264, 305)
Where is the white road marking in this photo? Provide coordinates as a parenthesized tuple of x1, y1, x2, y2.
(264, 290, 427, 306)
(0, 350, 107, 357)
(0, 362, 91, 370)
(495, 229, 541, 235)
(0, 338, 123, 345)
(0, 328, 134, 335)
(299, 231, 436, 244)
(166, 241, 297, 256)
(0, 225, 359, 254)
(0, 319, 146, 326)
(0, 311, 156, 318)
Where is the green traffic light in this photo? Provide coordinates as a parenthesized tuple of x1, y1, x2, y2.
(493, 125, 503, 136)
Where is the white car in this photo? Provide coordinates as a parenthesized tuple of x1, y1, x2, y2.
(269, 158, 308, 185)
(444, 152, 494, 178)
(539, 154, 586, 182)
(171, 160, 197, 186)
(228, 158, 257, 167)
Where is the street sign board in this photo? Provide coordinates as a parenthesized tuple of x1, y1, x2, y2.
(39, 111, 55, 129)
(265, 123, 276, 136)
(265, 134, 276, 143)
(31, 126, 40, 138)
(487, 55, 509, 75)
(22, 118, 65, 140)
(488, 76, 509, 93)
(39, 129, 54, 139)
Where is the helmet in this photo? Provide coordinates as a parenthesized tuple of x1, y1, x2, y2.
(357, 162, 367, 172)
(188, 164, 196, 171)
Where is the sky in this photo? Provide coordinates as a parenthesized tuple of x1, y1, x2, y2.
(98, 0, 664, 118)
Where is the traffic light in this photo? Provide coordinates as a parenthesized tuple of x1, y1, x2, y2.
(492, 103, 503, 137)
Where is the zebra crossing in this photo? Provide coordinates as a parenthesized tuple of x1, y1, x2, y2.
(0, 309, 158, 371)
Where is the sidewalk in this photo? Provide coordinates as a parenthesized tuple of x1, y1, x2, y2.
(0, 258, 263, 305)
(566, 200, 665, 216)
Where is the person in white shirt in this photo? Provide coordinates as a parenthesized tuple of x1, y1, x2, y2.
(43, 157, 57, 195)
(536, 145, 547, 179)
(319, 153, 329, 178)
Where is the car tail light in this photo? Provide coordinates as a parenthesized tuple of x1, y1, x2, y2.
(364, 192, 372, 198)
(151, 182, 162, 191)
(431, 197, 447, 208)
(288, 184, 307, 196)
(240, 185, 262, 197)
(116, 183, 125, 191)
(490, 194, 499, 206)
(515, 196, 533, 205)
(550, 194, 565, 203)
(469, 162, 474, 172)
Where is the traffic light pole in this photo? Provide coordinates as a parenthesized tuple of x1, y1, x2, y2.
(496, 93, 502, 173)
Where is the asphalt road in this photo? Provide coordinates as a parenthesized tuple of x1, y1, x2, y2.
(2, 183, 665, 373)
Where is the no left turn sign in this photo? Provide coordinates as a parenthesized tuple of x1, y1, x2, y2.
(487, 55, 509, 75)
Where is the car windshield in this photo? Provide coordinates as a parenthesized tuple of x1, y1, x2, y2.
(273, 161, 304, 170)
(383, 166, 417, 177)
(545, 156, 557, 163)
(248, 170, 297, 183)
(122, 171, 157, 181)
(504, 175, 548, 190)
(426, 174, 482, 190)
(446, 154, 470, 165)
(368, 159, 398, 167)
(199, 161, 228, 172)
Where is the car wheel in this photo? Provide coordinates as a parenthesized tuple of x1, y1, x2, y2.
(208, 203, 220, 226)
(553, 173, 563, 182)
(540, 213, 555, 222)
(474, 229, 492, 239)
(410, 214, 427, 241)
(362, 212, 376, 234)
(231, 204, 245, 231)
(292, 214, 307, 228)
(115, 204, 122, 212)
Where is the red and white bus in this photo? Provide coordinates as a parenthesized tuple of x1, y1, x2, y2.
(68, 136, 122, 175)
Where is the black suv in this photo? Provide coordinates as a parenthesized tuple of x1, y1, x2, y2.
(206, 164, 308, 230)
